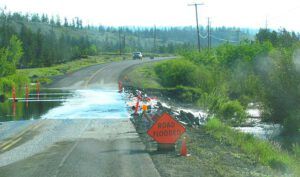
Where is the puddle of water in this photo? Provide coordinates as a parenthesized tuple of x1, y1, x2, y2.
(42, 90, 130, 119)
(0, 89, 71, 122)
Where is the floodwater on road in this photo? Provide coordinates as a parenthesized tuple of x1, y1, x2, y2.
(0, 89, 130, 122)
(42, 89, 130, 119)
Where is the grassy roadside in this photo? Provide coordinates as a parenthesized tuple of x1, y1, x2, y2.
(17, 55, 126, 84)
(205, 118, 300, 176)
(124, 62, 300, 176)
(122, 62, 163, 90)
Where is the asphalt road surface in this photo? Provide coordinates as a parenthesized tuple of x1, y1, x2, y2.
(0, 57, 173, 177)
(51, 57, 172, 89)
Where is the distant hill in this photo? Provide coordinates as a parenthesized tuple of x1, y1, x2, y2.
(0, 11, 255, 68)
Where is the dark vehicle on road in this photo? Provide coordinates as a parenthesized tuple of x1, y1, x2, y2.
(132, 52, 143, 60)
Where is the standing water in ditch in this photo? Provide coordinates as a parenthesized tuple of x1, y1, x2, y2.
(0, 89, 129, 122)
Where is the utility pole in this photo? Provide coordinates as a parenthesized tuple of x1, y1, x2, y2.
(153, 25, 157, 53)
(265, 16, 268, 29)
(237, 29, 240, 43)
(188, 3, 204, 52)
(123, 35, 126, 54)
(118, 27, 122, 55)
(207, 17, 210, 50)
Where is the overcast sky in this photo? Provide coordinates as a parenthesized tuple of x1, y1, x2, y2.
(0, 0, 300, 31)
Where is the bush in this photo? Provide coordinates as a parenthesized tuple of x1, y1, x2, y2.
(155, 59, 205, 88)
(0, 78, 15, 92)
(219, 100, 247, 125)
(38, 77, 52, 84)
(282, 111, 300, 135)
(292, 143, 300, 160)
(197, 86, 229, 114)
(8, 74, 30, 87)
(173, 86, 202, 103)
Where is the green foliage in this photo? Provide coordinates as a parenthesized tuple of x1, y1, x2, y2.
(165, 86, 203, 103)
(0, 10, 257, 68)
(153, 35, 300, 133)
(8, 74, 30, 87)
(155, 59, 199, 87)
(219, 100, 246, 125)
(0, 48, 11, 77)
(215, 41, 272, 67)
(154, 59, 213, 90)
(256, 28, 299, 48)
(0, 78, 15, 93)
(0, 35, 23, 77)
(205, 118, 299, 174)
(0, 74, 29, 95)
(283, 111, 300, 135)
(7, 35, 23, 65)
(292, 143, 300, 160)
(197, 86, 229, 113)
(17, 55, 119, 84)
(255, 48, 300, 134)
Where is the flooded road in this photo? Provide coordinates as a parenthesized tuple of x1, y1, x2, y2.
(0, 58, 171, 177)
(0, 89, 130, 121)
(0, 89, 72, 122)
(42, 89, 129, 119)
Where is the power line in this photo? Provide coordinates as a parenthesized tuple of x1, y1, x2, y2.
(188, 3, 204, 52)
(199, 33, 207, 39)
(211, 35, 239, 43)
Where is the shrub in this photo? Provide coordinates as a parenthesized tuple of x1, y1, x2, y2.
(155, 59, 203, 87)
(292, 143, 300, 160)
(8, 74, 30, 87)
(0, 78, 15, 92)
(219, 100, 247, 125)
(38, 77, 52, 84)
(282, 110, 300, 135)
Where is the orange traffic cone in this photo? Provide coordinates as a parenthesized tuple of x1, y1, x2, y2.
(118, 80, 122, 93)
(25, 84, 29, 108)
(36, 80, 40, 100)
(12, 87, 16, 102)
(134, 100, 140, 115)
(180, 137, 190, 156)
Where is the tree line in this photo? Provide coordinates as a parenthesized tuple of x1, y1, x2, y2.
(0, 9, 259, 68)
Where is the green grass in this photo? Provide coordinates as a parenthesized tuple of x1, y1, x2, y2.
(204, 118, 300, 175)
(17, 55, 124, 84)
(124, 63, 163, 89)
(124, 61, 203, 103)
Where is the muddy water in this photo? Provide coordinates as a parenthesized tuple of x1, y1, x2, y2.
(0, 89, 129, 122)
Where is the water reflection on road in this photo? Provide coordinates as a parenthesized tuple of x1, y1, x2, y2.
(0, 89, 71, 122)
(0, 89, 129, 122)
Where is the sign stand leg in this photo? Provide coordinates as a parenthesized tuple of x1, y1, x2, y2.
(157, 143, 175, 151)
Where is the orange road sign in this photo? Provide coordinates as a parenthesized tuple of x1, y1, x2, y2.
(147, 113, 185, 144)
